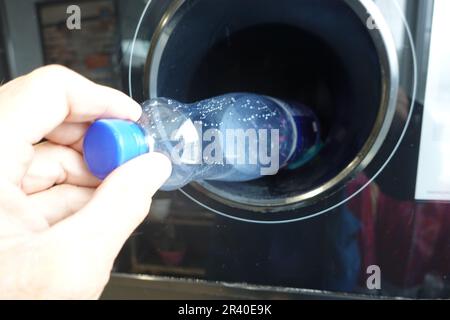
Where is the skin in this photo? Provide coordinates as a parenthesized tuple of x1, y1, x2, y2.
(0, 65, 172, 299)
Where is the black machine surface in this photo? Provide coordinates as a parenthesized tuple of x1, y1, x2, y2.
(1, 0, 449, 299)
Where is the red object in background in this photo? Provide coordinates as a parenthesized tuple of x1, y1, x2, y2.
(347, 175, 378, 283)
(157, 249, 187, 267)
(84, 54, 110, 70)
(348, 175, 450, 288)
(376, 197, 450, 287)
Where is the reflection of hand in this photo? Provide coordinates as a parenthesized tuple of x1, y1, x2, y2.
(397, 89, 410, 121)
(0, 65, 172, 299)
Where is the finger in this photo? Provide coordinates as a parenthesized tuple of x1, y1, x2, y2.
(0, 137, 35, 186)
(0, 180, 49, 232)
(22, 141, 100, 194)
(45, 122, 89, 153)
(27, 185, 94, 226)
(0, 65, 142, 145)
(70, 138, 85, 154)
(52, 153, 172, 261)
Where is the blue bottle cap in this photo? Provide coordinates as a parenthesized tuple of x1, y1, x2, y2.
(83, 119, 149, 179)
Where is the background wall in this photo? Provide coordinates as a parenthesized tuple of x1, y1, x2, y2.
(1, 0, 44, 77)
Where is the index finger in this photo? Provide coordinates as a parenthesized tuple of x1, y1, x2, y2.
(0, 65, 142, 145)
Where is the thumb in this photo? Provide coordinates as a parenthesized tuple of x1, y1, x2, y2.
(57, 152, 172, 258)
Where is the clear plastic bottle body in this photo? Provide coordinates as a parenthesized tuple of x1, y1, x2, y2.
(138, 93, 321, 191)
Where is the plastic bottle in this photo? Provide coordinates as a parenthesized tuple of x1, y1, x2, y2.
(83, 93, 322, 191)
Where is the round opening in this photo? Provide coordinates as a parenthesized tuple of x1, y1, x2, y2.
(146, 0, 394, 212)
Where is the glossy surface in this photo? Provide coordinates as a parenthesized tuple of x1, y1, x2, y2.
(2, 0, 440, 299)
(134, 0, 405, 221)
(118, 113, 450, 297)
(112, 0, 450, 298)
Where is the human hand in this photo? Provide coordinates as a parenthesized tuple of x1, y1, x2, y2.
(0, 65, 172, 299)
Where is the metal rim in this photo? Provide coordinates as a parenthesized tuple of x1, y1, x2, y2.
(143, 0, 400, 211)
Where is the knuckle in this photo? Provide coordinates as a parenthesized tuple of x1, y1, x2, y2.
(30, 65, 74, 87)
(39, 64, 72, 76)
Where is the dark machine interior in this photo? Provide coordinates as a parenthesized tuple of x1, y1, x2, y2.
(154, 0, 383, 207)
